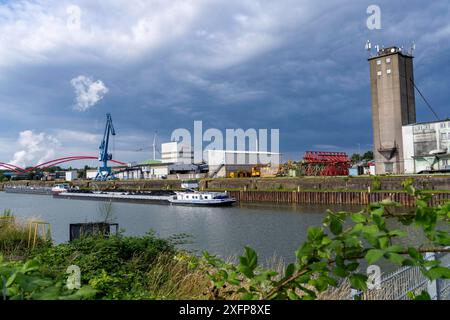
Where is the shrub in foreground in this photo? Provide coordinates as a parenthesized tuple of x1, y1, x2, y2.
(198, 182, 450, 300)
(29, 232, 206, 299)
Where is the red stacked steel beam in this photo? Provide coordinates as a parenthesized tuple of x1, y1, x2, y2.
(302, 151, 350, 176)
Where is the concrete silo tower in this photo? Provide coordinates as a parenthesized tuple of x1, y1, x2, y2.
(368, 46, 416, 174)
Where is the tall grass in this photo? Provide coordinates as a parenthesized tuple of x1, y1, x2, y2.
(0, 210, 47, 259)
(146, 253, 209, 299)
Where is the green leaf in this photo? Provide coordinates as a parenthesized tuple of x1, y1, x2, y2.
(284, 263, 295, 279)
(310, 276, 329, 292)
(386, 253, 405, 265)
(296, 274, 310, 284)
(63, 286, 98, 300)
(307, 226, 324, 242)
(408, 290, 431, 300)
(362, 225, 379, 235)
(426, 267, 450, 280)
(241, 292, 258, 300)
(351, 223, 364, 233)
(345, 262, 359, 272)
(386, 245, 403, 253)
(330, 218, 343, 235)
(365, 249, 385, 264)
(408, 248, 423, 261)
(378, 236, 389, 249)
(21, 259, 39, 273)
(371, 207, 385, 217)
(228, 272, 241, 286)
(295, 243, 314, 262)
(287, 290, 300, 300)
(244, 247, 258, 270)
(402, 259, 416, 267)
(344, 237, 361, 248)
(5, 272, 18, 288)
(388, 230, 407, 237)
(351, 213, 366, 223)
(321, 236, 331, 246)
(416, 199, 428, 208)
(349, 274, 368, 291)
(238, 246, 258, 278)
(379, 199, 401, 207)
(332, 266, 348, 277)
(309, 262, 327, 272)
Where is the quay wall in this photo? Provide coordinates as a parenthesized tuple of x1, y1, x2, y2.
(1, 176, 450, 206)
(1, 176, 450, 192)
(227, 190, 450, 207)
(201, 176, 450, 191)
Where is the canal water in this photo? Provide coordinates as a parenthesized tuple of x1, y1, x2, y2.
(0, 192, 364, 263)
(0, 192, 426, 267)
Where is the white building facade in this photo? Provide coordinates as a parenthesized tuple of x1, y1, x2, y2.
(65, 171, 78, 181)
(402, 120, 450, 173)
(161, 142, 194, 164)
(114, 163, 170, 180)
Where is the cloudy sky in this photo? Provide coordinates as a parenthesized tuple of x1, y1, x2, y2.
(0, 0, 449, 167)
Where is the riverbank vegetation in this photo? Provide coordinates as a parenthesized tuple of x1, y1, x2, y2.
(1, 231, 209, 300)
(1, 182, 449, 300)
(0, 210, 51, 259)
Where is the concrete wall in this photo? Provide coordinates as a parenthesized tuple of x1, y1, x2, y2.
(2, 175, 450, 192)
(201, 176, 450, 191)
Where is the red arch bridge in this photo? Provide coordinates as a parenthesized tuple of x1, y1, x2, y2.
(0, 156, 127, 174)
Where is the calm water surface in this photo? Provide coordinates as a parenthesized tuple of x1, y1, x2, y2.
(0, 191, 369, 263)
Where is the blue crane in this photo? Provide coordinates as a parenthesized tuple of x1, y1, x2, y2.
(95, 113, 116, 181)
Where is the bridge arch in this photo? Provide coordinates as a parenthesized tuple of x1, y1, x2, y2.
(0, 156, 127, 174)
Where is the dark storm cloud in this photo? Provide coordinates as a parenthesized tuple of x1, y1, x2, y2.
(0, 0, 449, 164)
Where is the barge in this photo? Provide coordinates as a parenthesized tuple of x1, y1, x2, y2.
(55, 190, 175, 204)
(4, 185, 53, 195)
(55, 189, 236, 206)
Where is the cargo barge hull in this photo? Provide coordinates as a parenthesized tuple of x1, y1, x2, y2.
(54, 192, 172, 204)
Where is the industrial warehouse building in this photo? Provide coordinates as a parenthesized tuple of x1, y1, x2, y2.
(161, 141, 194, 164)
(207, 150, 281, 178)
(112, 141, 204, 180)
(114, 161, 207, 180)
(369, 45, 449, 174)
(115, 161, 170, 180)
(402, 120, 450, 173)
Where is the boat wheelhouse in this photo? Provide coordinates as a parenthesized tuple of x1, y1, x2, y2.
(51, 184, 71, 194)
(169, 190, 236, 206)
(181, 179, 200, 189)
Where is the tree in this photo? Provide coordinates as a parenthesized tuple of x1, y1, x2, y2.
(200, 181, 450, 300)
(362, 151, 374, 161)
(351, 154, 362, 163)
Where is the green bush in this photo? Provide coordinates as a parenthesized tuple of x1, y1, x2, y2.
(371, 176, 381, 191)
(31, 232, 179, 299)
(200, 182, 450, 300)
(0, 210, 49, 257)
(0, 256, 96, 300)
